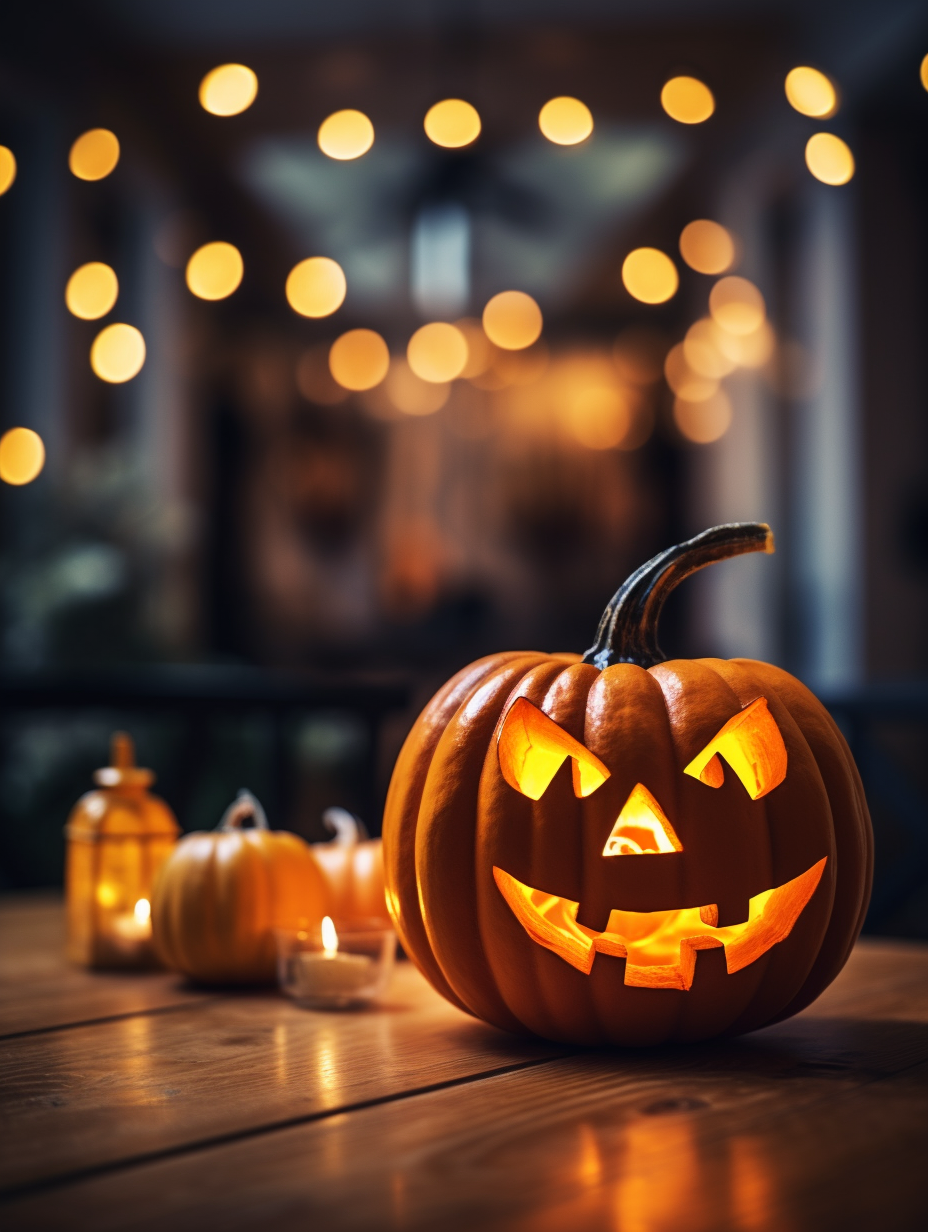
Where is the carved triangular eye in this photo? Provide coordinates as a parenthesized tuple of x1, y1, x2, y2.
(603, 784, 683, 855)
(683, 697, 787, 800)
(498, 696, 610, 801)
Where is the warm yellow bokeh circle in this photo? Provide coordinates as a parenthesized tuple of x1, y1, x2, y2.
(622, 248, 679, 304)
(661, 77, 715, 124)
(674, 390, 733, 444)
(679, 220, 735, 275)
(199, 64, 258, 117)
(186, 242, 244, 300)
(65, 263, 119, 320)
(0, 428, 45, 485)
(318, 110, 375, 160)
(424, 99, 481, 149)
(538, 97, 593, 146)
(922, 55, 928, 93)
(0, 146, 16, 196)
(90, 324, 146, 383)
(286, 257, 347, 318)
(407, 322, 468, 383)
(482, 291, 543, 350)
(69, 129, 120, 181)
(785, 67, 838, 118)
(805, 133, 855, 186)
(709, 276, 766, 336)
(329, 329, 390, 391)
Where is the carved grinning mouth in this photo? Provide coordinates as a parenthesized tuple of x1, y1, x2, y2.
(493, 857, 827, 990)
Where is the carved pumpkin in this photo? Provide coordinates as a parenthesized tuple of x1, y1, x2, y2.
(311, 808, 391, 927)
(383, 524, 873, 1044)
(152, 791, 331, 984)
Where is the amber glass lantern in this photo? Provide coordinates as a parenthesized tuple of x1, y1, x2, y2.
(65, 732, 179, 968)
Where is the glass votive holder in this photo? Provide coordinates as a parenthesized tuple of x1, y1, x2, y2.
(276, 917, 396, 1009)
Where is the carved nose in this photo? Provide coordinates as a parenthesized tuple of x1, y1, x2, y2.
(603, 784, 683, 856)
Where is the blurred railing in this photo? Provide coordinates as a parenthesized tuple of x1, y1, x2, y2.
(821, 683, 928, 930)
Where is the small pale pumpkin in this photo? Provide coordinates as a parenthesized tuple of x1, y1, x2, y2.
(311, 808, 390, 928)
(152, 791, 331, 984)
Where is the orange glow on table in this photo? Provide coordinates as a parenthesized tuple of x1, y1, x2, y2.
(0, 428, 45, 485)
(69, 129, 120, 181)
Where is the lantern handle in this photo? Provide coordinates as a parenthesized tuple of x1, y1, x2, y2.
(581, 522, 774, 670)
(322, 807, 369, 846)
(218, 789, 269, 831)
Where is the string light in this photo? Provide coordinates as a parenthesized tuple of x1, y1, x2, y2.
(199, 65, 258, 116)
(69, 130, 120, 181)
(539, 97, 593, 145)
(185, 242, 244, 300)
(805, 133, 854, 185)
(785, 67, 838, 118)
(286, 257, 346, 317)
(622, 248, 678, 304)
(329, 329, 389, 391)
(482, 292, 543, 350)
(90, 324, 146, 383)
(0, 146, 16, 196)
(424, 100, 481, 148)
(0, 428, 45, 485)
(318, 110, 374, 160)
(65, 263, 118, 320)
(661, 77, 714, 124)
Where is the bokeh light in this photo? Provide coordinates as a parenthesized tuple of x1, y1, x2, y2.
(0, 428, 45, 485)
(622, 248, 678, 304)
(424, 99, 481, 149)
(566, 386, 632, 450)
(0, 146, 16, 196)
(709, 276, 766, 336)
(318, 110, 375, 160)
(714, 318, 776, 369)
(805, 133, 855, 185)
(199, 64, 258, 117)
(683, 319, 736, 379)
(296, 345, 349, 404)
(386, 359, 451, 415)
(90, 323, 146, 383)
(679, 220, 736, 275)
(69, 129, 120, 181)
(329, 329, 390, 391)
(785, 67, 838, 118)
(65, 262, 118, 320)
(664, 343, 718, 402)
(538, 97, 593, 145)
(186, 242, 244, 301)
(286, 257, 346, 318)
(674, 390, 733, 444)
(482, 291, 543, 350)
(922, 54, 928, 92)
(407, 322, 468, 383)
(456, 318, 492, 378)
(660, 77, 715, 124)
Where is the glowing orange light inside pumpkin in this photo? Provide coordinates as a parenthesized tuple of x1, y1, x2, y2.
(498, 696, 610, 800)
(683, 697, 787, 800)
(493, 857, 826, 986)
(603, 783, 682, 855)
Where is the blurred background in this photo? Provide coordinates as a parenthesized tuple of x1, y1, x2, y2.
(1, 0, 926, 935)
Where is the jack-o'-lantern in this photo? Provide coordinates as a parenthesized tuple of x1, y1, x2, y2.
(383, 523, 873, 1045)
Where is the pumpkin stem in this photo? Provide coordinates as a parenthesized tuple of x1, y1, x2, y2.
(581, 522, 774, 670)
(322, 807, 369, 846)
(218, 789, 269, 831)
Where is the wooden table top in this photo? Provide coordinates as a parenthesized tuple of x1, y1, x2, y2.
(2, 896, 928, 1231)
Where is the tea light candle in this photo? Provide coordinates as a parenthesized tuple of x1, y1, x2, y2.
(292, 917, 375, 1003)
(110, 898, 153, 948)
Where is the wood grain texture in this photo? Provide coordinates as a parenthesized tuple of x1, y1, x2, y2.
(0, 896, 208, 1037)
(2, 904, 928, 1232)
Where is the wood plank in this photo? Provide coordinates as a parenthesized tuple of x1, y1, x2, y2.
(0, 961, 565, 1192)
(0, 897, 208, 1037)
(4, 1004, 928, 1231)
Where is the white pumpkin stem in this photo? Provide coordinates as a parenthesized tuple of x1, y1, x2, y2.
(219, 789, 269, 831)
(322, 807, 368, 846)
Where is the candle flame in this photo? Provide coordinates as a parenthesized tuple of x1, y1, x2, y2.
(134, 898, 151, 925)
(321, 915, 338, 955)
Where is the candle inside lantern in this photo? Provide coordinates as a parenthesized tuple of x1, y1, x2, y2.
(110, 898, 153, 953)
(291, 916, 376, 1005)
